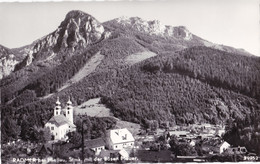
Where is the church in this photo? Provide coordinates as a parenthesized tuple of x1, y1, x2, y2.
(45, 97, 76, 141)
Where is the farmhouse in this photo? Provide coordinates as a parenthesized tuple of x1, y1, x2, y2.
(45, 97, 76, 141)
(85, 138, 106, 155)
(106, 128, 135, 150)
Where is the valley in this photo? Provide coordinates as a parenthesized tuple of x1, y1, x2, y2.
(1, 9, 260, 163)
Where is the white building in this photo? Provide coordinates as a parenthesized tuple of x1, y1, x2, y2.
(189, 140, 196, 147)
(217, 129, 226, 137)
(45, 97, 76, 141)
(106, 128, 135, 150)
(218, 141, 230, 154)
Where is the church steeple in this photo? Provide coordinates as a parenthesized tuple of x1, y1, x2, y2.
(65, 96, 73, 123)
(67, 96, 72, 106)
(54, 97, 61, 116)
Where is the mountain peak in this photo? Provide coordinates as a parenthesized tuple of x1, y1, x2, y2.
(10, 10, 109, 72)
(57, 10, 106, 49)
(30, 10, 107, 56)
(65, 10, 90, 19)
(60, 10, 93, 27)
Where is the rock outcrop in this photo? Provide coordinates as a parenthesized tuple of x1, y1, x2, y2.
(114, 16, 193, 40)
(0, 54, 18, 79)
(112, 16, 251, 55)
(0, 45, 19, 79)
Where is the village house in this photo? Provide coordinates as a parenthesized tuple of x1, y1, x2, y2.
(106, 128, 135, 150)
(168, 130, 189, 139)
(216, 129, 226, 137)
(36, 144, 52, 157)
(217, 141, 230, 154)
(207, 141, 230, 154)
(225, 146, 247, 155)
(98, 149, 130, 162)
(45, 97, 76, 141)
(84, 138, 106, 155)
(202, 139, 230, 155)
(189, 140, 196, 147)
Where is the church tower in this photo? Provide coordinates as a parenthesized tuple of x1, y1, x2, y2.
(54, 97, 61, 116)
(65, 97, 73, 123)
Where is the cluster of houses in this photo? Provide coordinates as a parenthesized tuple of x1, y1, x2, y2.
(7, 97, 250, 163)
(164, 124, 249, 156)
(168, 123, 226, 139)
(3, 97, 258, 163)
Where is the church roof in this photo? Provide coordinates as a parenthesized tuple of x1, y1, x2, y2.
(47, 115, 75, 127)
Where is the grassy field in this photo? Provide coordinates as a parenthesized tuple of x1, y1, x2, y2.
(125, 51, 157, 65)
(74, 97, 141, 135)
(74, 97, 111, 117)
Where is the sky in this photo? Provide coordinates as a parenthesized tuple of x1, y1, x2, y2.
(0, 0, 259, 56)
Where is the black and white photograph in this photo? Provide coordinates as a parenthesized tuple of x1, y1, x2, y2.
(0, 0, 260, 163)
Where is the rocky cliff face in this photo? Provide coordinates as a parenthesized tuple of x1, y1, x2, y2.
(59, 10, 106, 48)
(114, 16, 193, 40)
(31, 10, 109, 58)
(0, 54, 18, 79)
(0, 45, 19, 79)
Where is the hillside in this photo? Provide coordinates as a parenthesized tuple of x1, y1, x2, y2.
(100, 46, 260, 124)
(1, 10, 260, 146)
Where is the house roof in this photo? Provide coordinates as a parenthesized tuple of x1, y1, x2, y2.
(47, 115, 75, 127)
(109, 128, 135, 144)
(218, 141, 230, 148)
(169, 130, 189, 137)
(84, 138, 106, 148)
(36, 143, 53, 155)
(118, 149, 129, 158)
(202, 140, 230, 153)
(98, 149, 129, 158)
(98, 149, 119, 158)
